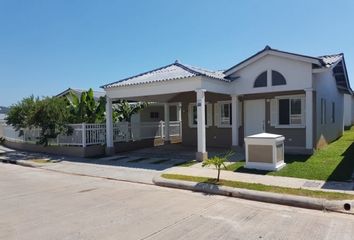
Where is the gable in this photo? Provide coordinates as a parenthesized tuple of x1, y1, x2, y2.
(230, 54, 313, 94)
(224, 46, 321, 76)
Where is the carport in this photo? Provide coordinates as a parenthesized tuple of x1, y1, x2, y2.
(101, 61, 240, 161)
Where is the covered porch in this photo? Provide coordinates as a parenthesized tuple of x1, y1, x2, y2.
(102, 62, 239, 161)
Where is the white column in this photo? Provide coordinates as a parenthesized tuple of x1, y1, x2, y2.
(105, 97, 114, 155)
(305, 88, 313, 150)
(195, 89, 207, 161)
(231, 95, 239, 147)
(164, 103, 170, 141)
(177, 103, 182, 122)
(177, 103, 182, 139)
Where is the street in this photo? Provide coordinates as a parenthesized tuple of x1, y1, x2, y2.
(0, 163, 353, 240)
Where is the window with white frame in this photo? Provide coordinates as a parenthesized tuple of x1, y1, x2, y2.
(220, 102, 232, 125)
(188, 103, 212, 128)
(271, 95, 305, 127)
(215, 101, 232, 127)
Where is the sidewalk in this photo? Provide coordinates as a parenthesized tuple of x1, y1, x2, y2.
(163, 166, 354, 194)
(2, 144, 353, 193)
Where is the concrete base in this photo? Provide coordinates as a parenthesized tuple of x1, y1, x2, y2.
(105, 147, 115, 156)
(245, 161, 286, 171)
(196, 151, 208, 162)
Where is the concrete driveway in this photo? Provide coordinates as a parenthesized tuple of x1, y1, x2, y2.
(1, 163, 354, 240)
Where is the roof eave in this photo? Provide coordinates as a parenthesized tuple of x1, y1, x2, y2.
(224, 48, 322, 76)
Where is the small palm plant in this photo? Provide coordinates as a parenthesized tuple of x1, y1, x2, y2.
(202, 151, 234, 182)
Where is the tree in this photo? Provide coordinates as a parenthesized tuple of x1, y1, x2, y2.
(5, 95, 37, 131)
(66, 88, 106, 123)
(6, 96, 72, 146)
(202, 151, 234, 181)
(113, 100, 147, 122)
(32, 97, 72, 145)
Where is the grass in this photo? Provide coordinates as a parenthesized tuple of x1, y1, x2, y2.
(225, 127, 354, 182)
(174, 160, 198, 167)
(162, 173, 354, 200)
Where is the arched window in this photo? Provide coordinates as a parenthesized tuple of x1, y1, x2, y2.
(254, 71, 267, 88)
(272, 70, 286, 86)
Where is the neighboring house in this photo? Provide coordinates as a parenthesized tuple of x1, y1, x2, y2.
(56, 88, 106, 100)
(0, 106, 9, 125)
(0, 106, 9, 138)
(100, 46, 352, 160)
(343, 93, 354, 128)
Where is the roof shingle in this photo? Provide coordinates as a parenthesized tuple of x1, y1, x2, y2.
(101, 62, 228, 89)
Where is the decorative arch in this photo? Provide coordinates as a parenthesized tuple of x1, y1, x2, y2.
(254, 71, 267, 88)
(272, 70, 286, 86)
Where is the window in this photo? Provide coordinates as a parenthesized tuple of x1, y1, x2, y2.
(275, 96, 305, 127)
(331, 102, 335, 123)
(321, 98, 327, 124)
(254, 71, 267, 88)
(215, 101, 232, 127)
(188, 103, 212, 128)
(272, 70, 286, 86)
(150, 112, 159, 119)
(220, 103, 232, 125)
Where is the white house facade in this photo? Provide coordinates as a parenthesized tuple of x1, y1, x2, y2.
(101, 46, 353, 161)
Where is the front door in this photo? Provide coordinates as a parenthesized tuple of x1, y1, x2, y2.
(244, 99, 265, 137)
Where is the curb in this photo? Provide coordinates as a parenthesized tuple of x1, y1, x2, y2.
(1, 159, 44, 168)
(153, 175, 354, 215)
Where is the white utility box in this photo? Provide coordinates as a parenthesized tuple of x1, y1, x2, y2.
(244, 133, 285, 171)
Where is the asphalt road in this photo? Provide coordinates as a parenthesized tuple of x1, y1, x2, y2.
(1, 163, 354, 240)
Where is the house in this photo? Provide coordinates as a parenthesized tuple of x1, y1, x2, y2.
(0, 106, 9, 125)
(101, 46, 353, 161)
(344, 93, 354, 128)
(56, 88, 106, 100)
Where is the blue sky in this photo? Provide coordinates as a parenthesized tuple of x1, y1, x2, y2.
(1, 0, 354, 106)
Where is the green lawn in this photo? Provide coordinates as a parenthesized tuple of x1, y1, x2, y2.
(226, 127, 354, 182)
(162, 173, 354, 200)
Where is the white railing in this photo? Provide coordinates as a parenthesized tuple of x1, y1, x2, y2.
(1, 121, 181, 147)
(169, 121, 182, 137)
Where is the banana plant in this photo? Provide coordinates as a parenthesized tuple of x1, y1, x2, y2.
(114, 100, 147, 123)
(113, 100, 148, 140)
(66, 88, 106, 123)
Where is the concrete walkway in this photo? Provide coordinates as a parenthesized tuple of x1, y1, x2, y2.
(163, 166, 354, 194)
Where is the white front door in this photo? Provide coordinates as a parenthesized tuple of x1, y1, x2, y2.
(244, 99, 265, 137)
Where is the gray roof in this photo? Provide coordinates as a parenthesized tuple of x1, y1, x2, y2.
(101, 62, 229, 89)
(56, 88, 105, 99)
(101, 47, 351, 94)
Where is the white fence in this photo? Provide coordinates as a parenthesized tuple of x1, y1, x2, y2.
(0, 121, 182, 147)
